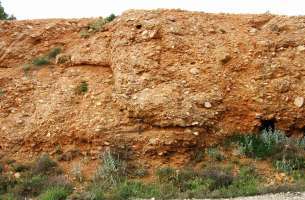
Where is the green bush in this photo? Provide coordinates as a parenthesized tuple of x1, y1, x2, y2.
(88, 14, 116, 32)
(86, 186, 105, 200)
(32, 56, 50, 66)
(75, 81, 89, 95)
(0, 88, 4, 97)
(275, 156, 305, 173)
(0, 193, 16, 200)
(32, 154, 59, 175)
(156, 167, 176, 183)
(39, 186, 71, 200)
(0, 174, 16, 194)
(93, 150, 127, 188)
(104, 14, 116, 23)
(31, 47, 62, 67)
(80, 29, 90, 38)
(202, 166, 234, 190)
(110, 181, 160, 200)
(236, 129, 287, 158)
(13, 175, 47, 197)
(132, 165, 148, 178)
(11, 163, 30, 172)
(89, 18, 107, 32)
(207, 147, 224, 161)
(23, 64, 31, 75)
(47, 48, 61, 59)
(46, 175, 73, 191)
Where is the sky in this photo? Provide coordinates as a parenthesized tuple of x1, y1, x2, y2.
(2, 0, 305, 20)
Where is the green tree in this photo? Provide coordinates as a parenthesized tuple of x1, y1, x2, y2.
(0, 1, 15, 20)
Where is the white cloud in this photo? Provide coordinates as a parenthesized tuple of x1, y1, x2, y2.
(2, 0, 305, 19)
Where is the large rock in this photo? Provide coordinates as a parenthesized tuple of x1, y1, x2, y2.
(1, 9, 305, 140)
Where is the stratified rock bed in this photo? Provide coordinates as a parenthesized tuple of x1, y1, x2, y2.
(0, 9, 305, 168)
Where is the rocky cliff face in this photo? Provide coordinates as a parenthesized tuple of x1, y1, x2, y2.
(0, 9, 305, 169)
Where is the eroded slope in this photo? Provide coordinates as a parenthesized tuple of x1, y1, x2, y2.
(0, 10, 305, 172)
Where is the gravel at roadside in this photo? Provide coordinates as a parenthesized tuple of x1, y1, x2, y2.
(203, 192, 305, 200)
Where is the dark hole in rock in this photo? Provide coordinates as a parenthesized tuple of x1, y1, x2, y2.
(259, 119, 275, 132)
(136, 24, 142, 29)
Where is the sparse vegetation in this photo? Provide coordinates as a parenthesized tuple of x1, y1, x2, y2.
(85, 129, 303, 199)
(24, 47, 62, 74)
(39, 186, 71, 200)
(80, 29, 90, 38)
(32, 154, 59, 175)
(0, 88, 4, 96)
(228, 129, 305, 174)
(207, 147, 224, 161)
(1, 130, 305, 199)
(72, 163, 84, 183)
(79, 149, 271, 199)
(80, 14, 117, 38)
(0, 154, 71, 199)
(32, 56, 50, 66)
(93, 149, 127, 188)
(104, 14, 116, 23)
(75, 81, 89, 94)
(47, 47, 62, 59)
(23, 64, 31, 75)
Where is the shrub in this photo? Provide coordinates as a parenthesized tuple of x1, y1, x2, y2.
(132, 166, 148, 178)
(93, 149, 127, 188)
(156, 167, 203, 193)
(175, 168, 199, 191)
(11, 163, 30, 172)
(88, 14, 116, 33)
(204, 166, 260, 198)
(31, 47, 62, 67)
(86, 186, 105, 200)
(207, 147, 224, 161)
(89, 17, 107, 32)
(104, 14, 116, 23)
(237, 129, 287, 158)
(192, 149, 205, 163)
(23, 64, 31, 75)
(80, 29, 90, 38)
(75, 81, 88, 95)
(72, 163, 84, 182)
(0, 193, 16, 200)
(157, 182, 179, 199)
(0, 174, 16, 194)
(0, 88, 4, 97)
(46, 175, 73, 191)
(32, 56, 50, 66)
(39, 186, 71, 200)
(202, 166, 234, 190)
(181, 178, 212, 198)
(13, 175, 46, 197)
(47, 47, 61, 59)
(156, 167, 176, 183)
(274, 156, 305, 173)
(110, 181, 160, 200)
(31, 154, 59, 175)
